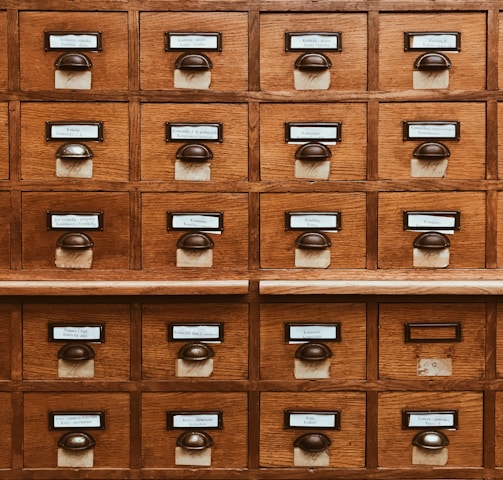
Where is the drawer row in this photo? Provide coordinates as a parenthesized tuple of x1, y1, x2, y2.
(0, 391, 497, 468)
(0, 301, 498, 380)
(0, 191, 498, 269)
(0, 12, 499, 92)
(0, 101, 498, 182)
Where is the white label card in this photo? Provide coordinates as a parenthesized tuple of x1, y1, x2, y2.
(52, 325, 102, 341)
(408, 214, 456, 229)
(289, 126, 338, 141)
(49, 34, 99, 50)
(289, 324, 338, 341)
(411, 34, 458, 50)
(407, 124, 457, 139)
(288, 412, 338, 428)
(290, 214, 338, 230)
(171, 215, 220, 230)
(170, 125, 220, 141)
(169, 34, 219, 50)
(51, 214, 101, 229)
(407, 412, 455, 428)
(290, 34, 339, 50)
(172, 413, 220, 429)
(52, 414, 103, 429)
(51, 124, 100, 140)
(172, 325, 221, 340)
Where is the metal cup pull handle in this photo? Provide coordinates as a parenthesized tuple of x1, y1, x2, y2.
(413, 231, 450, 250)
(178, 342, 215, 362)
(58, 343, 96, 362)
(58, 431, 96, 451)
(176, 431, 214, 451)
(56, 232, 94, 250)
(175, 52, 213, 71)
(56, 143, 94, 162)
(295, 232, 331, 250)
(294, 432, 332, 452)
(413, 142, 450, 161)
(294, 53, 332, 71)
(55, 52, 93, 71)
(414, 52, 451, 71)
(295, 142, 332, 162)
(176, 144, 213, 163)
(412, 430, 449, 450)
(295, 342, 332, 361)
(177, 232, 214, 250)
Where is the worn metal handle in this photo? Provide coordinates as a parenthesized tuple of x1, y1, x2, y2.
(175, 53, 212, 70)
(294, 53, 332, 71)
(56, 143, 94, 161)
(412, 430, 449, 450)
(294, 432, 331, 452)
(58, 431, 96, 451)
(176, 431, 213, 450)
(295, 232, 331, 250)
(176, 144, 213, 163)
(178, 342, 215, 361)
(295, 342, 332, 361)
(414, 52, 451, 71)
(55, 52, 93, 71)
(177, 232, 214, 250)
(413, 232, 450, 249)
(413, 142, 450, 161)
(295, 142, 332, 162)
(58, 343, 96, 362)
(56, 232, 94, 250)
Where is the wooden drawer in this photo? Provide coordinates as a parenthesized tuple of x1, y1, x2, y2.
(0, 393, 11, 468)
(378, 102, 486, 180)
(21, 192, 131, 269)
(142, 303, 248, 380)
(379, 13, 486, 91)
(0, 192, 10, 269)
(19, 12, 128, 92)
(379, 303, 486, 380)
(260, 13, 367, 92)
(140, 12, 248, 91)
(20, 102, 129, 181)
(495, 391, 503, 465)
(378, 192, 486, 269)
(141, 103, 248, 182)
(23, 303, 131, 380)
(260, 303, 366, 380)
(23, 393, 130, 468)
(378, 392, 483, 467)
(260, 103, 367, 181)
(260, 193, 366, 269)
(0, 305, 14, 380)
(141, 392, 248, 468)
(260, 392, 366, 467)
(0, 102, 8, 180)
(0, 12, 7, 90)
(141, 193, 248, 270)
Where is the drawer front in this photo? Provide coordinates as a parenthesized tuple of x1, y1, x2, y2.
(260, 303, 366, 380)
(0, 191, 10, 269)
(0, 305, 15, 380)
(260, 392, 366, 467)
(0, 393, 11, 468)
(495, 391, 503, 465)
(379, 303, 486, 380)
(142, 303, 249, 380)
(378, 192, 486, 269)
(260, 103, 367, 181)
(378, 391, 483, 467)
(260, 193, 366, 269)
(23, 303, 131, 380)
(141, 193, 248, 270)
(142, 392, 248, 468)
(140, 12, 248, 91)
(141, 103, 248, 182)
(495, 304, 503, 378)
(379, 13, 486, 91)
(0, 12, 7, 90)
(378, 103, 486, 180)
(0, 103, 8, 179)
(20, 102, 129, 181)
(19, 12, 128, 92)
(260, 13, 367, 92)
(23, 393, 130, 468)
(21, 192, 131, 269)
(498, 103, 503, 179)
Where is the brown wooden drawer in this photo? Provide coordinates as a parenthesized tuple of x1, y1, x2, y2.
(378, 391, 483, 467)
(260, 103, 367, 181)
(19, 12, 128, 92)
(0, 305, 14, 380)
(260, 303, 366, 380)
(0, 12, 7, 90)
(20, 102, 129, 181)
(0, 102, 8, 179)
(378, 192, 486, 269)
(140, 12, 248, 91)
(379, 303, 486, 380)
(0, 192, 10, 269)
(379, 13, 486, 91)
(141, 193, 248, 270)
(260, 392, 366, 467)
(378, 103, 486, 180)
(142, 303, 248, 380)
(23, 392, 130, 468)
(21, 192, 131, 269)
(142, 392, 248, 468)
(0, 393, 11, 468)
(260, 13, 367, 92)
(260, 193, 366, 269)
(141, 103, 248, 182)
(23, 303, 131, 380)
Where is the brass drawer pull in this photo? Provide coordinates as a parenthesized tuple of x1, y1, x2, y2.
(176, 431, 213, 450)
(56, 143, 94, 161)
(178, 342, 215, 361)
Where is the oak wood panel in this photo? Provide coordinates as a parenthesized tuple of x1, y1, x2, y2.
(0, 102, 8, 180)
(0, 11, 7, 91)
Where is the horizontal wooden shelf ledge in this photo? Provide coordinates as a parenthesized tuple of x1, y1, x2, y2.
(0, 280, 249, 296)
(260, 280, 503, 295)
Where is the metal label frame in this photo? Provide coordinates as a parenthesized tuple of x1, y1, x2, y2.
(49, 411, 105, 430)
(285, 323, 341, 342)
(402, 410, 458, 430)
(285, 122, 342, 143)
(165, 122, 223, 142)
(285, 211, 341, 232)
(404, 322, 462, 343)
(168, 323, 224, 342)
(403, 121, 460, 141)
(285, 32, 342, 52)
(46, 121, 104, 142)
(47, 211, 104, 231)
(404, 31, 461, 52)
(167, 411, 223, 430)
(48, 323, 105, 343)
(167, 212, 224, 232)
(284, 410, 341, 430)
(403, 210, 461, 231)
(44, 31, 103, 52)
(164, 32, 223, 52)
